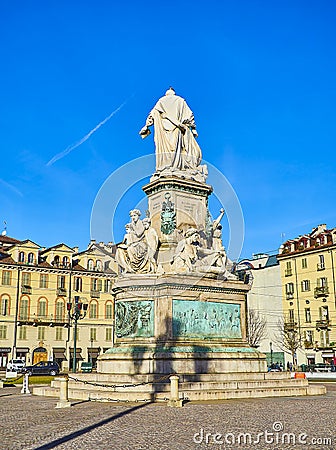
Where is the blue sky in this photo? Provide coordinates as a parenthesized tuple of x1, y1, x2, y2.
(1, 1, 335, 260)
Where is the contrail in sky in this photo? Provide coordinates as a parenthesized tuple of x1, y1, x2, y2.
(0, 178, 23, 197)
(47, 99, 128, 166)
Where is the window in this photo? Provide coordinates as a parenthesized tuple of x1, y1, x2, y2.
(320, 306, 329, 320)
(320, 330, 330, 347)
(305, 308, 311, 323)
(288, 309, 294, 322)
(74, 277, 82, 292)
(22, 272, 31, 286)
(91, 278, 98, 290)
(88, 259, 94, 271)
(305, 330, 313, 343)
(54, 255, 60, 266)
(104, 279, 111, 293)
(19, 252, 25, 263)
(302, 258, 307, 269)
(19, 297, 29, 320)
(2, 270, 11, 285)
(1, 296, 10, 316)
(96, 260, 102, 271)
(285, 283, 294, 294)
(0, 325, 7, 339)
(19, 326, 27, 340)
(319, 277, 327, 288)
(105, 327, 112, 341)
(105, 302, 113, 319)
(27, 253, 34, 264)
(89, 301, 98, 319)
(55, 327, 63, 341)
(90, 328, 97, 341)
(301, 280, 310, 292)
(62, 256, 69, 267)
(38, 326, 45, 340)
(39, 274, 48, 289)
(38, 299, 47, 318)
(55, 300, 65, 321)
(286, 261, 291, 270)
(57, 275, 66, 289)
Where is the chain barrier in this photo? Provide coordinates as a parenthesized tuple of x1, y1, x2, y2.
(67, 373, 174, 390)
(2, 374, 24, 384)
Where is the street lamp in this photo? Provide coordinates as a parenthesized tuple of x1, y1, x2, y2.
(269, 341, 273, 366)
(67, 296, 88, 373)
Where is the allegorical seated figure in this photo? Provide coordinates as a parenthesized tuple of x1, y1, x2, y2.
(115, 209, 159, 274)
(171, 227, 237, 280)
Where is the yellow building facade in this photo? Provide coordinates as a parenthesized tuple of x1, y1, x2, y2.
(0, 235, 117, 371)
(278, 224, 336, 366)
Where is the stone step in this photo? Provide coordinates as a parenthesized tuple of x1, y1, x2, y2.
(51, 377, 308, 393)
(33, 382, 325, 403)
(62, 370, 291, 385)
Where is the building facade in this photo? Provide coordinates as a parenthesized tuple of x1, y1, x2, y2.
(240, 254, 285, 366)
(0, 235, 117, 371)
(278, 224, 336, 366)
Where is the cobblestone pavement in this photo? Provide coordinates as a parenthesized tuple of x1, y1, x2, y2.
(1, 384, 335, 450)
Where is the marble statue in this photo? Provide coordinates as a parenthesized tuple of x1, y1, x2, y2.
(115, 210, 159, 274)
(172, 227, 237, 279)
(139, 88, 204, 178)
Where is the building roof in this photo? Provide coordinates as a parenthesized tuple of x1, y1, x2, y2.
(0, 235, 21, 245)
(265, 255, 279, 267)
(40, 243, 76, 254)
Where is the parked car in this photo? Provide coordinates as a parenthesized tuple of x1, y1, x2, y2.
(6, 359, 25, 373)
(22, 361, 60, 376)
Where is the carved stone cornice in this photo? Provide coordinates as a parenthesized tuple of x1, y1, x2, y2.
(142, 177, 213, 198)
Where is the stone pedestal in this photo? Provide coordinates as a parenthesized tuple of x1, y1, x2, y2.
(97, 273, 266, 376)
(142, 177, 213, 265)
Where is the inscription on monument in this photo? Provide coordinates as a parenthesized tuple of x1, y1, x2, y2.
(172, 300, 241, 339)
(115, 300, 154, 338)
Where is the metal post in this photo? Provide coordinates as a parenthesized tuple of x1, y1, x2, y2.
(55, 377, 71, 408)
(72, 317, 78, 373)
(167, 375, 183, 407)
(21, 373, 30, 394)
(270, 342, 273, 366)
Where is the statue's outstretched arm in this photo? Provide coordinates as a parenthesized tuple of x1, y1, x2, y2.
(213, 208, 225, 230)
(139, 114, 154, 138)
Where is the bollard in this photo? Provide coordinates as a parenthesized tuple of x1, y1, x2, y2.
(55, 377, 72, 408)
(167, 375, 183, 408)
(21, 373, 31, 394)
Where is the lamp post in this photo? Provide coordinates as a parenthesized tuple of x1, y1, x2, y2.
(270, 341, 273, 366)
(67, 296, 88, 373)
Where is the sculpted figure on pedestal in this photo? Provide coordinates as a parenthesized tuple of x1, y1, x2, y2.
(140, 88, 207, 181)
(172, 227, 237, 280)
(116, 210, 159, 274)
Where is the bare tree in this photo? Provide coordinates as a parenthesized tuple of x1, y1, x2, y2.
(274, 318, 301, 365)
(247, 308, 267, 348)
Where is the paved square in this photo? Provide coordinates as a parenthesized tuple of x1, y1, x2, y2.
(1, 384, 335, 449)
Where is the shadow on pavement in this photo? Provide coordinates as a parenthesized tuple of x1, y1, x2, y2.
(33, 402, 150, 449)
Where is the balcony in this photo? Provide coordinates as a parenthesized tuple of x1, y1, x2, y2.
(56, 287, 67, 296)
(90, 290, 100, 298)
(286, 292, 294, 300)
(316, 319, 331, 331)
(304, 340, 314, 349)
(314, 286, 329, 298)
(284, 321, 297, 331)
(21, 285, 32, 294)
(285, 269, 293, 277)
(317, 263, 325, 271)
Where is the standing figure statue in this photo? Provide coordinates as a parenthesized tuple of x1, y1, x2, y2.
(115, 210, 159, 274)
(139, 88, 202, 173)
